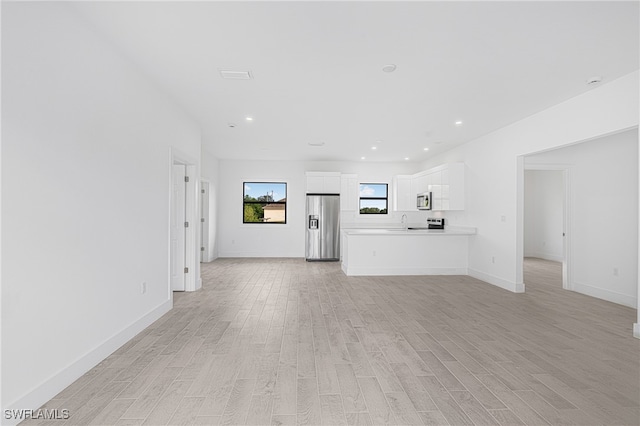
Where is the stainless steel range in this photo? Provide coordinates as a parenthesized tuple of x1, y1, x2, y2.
(427, 217, 445, 229)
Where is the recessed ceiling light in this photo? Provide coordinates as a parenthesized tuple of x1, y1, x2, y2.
(404, 157, 410, 161)
(382, 64, 397, 73)
(245, 116, 253, 121)
(586, 76, 603, 85)
(455, 120, 463, 126)
(308, 141, 325, 147)
(219, 70, 252, 80)
(423, 147, 430, 151)
(361, 157, 366, 160)
(371, 146, 377, 150)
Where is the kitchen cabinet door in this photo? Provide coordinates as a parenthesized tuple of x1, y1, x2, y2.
(340, 174, 358, 211)
(392, 175, 416, 211)
(306, 172, 341, 194)
(446, 162, 465, 210)
(413, 173, 429, 194)
(324, 175, 341, 193)
(306, 176, 325, 193)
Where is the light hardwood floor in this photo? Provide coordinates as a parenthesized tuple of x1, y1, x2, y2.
(24, 257, 639, 425)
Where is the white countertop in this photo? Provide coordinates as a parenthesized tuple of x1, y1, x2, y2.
(342, 226, 476, 236)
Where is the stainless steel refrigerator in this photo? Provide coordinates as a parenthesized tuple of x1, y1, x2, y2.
(305, 194, 340, 261)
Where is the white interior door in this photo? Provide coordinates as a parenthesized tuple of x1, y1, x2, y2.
(171, 164, 186, 291)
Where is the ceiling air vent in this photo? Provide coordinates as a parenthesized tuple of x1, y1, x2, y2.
(219, 70, 252, 80)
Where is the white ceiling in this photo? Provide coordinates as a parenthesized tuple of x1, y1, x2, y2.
(73, 1, 639, 163)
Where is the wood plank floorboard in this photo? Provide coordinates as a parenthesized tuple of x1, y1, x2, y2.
(24, 257, 639, 425)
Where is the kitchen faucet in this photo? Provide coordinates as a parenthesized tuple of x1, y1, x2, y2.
(401, 214, 408, 230)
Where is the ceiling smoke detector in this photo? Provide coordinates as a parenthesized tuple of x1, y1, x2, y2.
(586, 76, 603, 85)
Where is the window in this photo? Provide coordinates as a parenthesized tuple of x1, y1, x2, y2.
(243, 182, 287, 223)
(359, 183, 388, 214)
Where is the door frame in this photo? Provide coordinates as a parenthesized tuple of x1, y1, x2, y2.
(200, 179, 210, 263)
(169, 147, 201, 293)
(171, 163, 187, 292)
(517, 159, 572, 291)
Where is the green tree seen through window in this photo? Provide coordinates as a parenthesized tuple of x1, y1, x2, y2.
(243, 182, 287, 223)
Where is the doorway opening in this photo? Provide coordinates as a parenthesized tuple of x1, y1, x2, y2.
(523, 257, 563, 290)
(523, 167, 570, 291)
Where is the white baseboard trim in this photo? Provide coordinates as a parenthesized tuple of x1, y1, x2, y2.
(204, 252, 218, 263)
(634, 323, 640, 339)
(524, 252, 564, 263)
(571, 281, 637, 308)
(468, 268, 524, 293)
(218, 251, 304, 258)
(2, 300, 172, 425)
(342, 266, 468, 276)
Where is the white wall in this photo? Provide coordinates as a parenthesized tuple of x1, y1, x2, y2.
(524, 170, 564, 261)
(525, 130, 638, 307)
(217, 160, 417, 257)
(2, 2, 201, 416)
(418, 71, 639, 296)
(201, 149, 220, 261)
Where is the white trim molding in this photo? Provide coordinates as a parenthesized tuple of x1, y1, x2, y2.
(518, 161, 573, 292)
(524, 252, 564, 263)
(341, 265, 468, 276)
(169, 147, 201, 293)
(571, 281, 637, 309)
(468, 268, 525, 293)
(2, 301, 171, 426)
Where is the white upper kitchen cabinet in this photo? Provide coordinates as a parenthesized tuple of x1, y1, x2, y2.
(427, 162, 465, 211)
(306, 171, 341, 194)
(340, 174, 358, 211)
(393, 162, 465, 212)
(392, 175, 416, 211)
(413, 173, 429, 194)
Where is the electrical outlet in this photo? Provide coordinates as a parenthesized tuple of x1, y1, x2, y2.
(613, 267, 619, 276)
(492, 256, 496, 264)
(373, 250, 377, 257)
(500, 215, 506, 222)
(141, 282, 147, 294)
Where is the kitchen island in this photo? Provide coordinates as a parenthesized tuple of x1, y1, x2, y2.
(341, 227, 476, 276)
